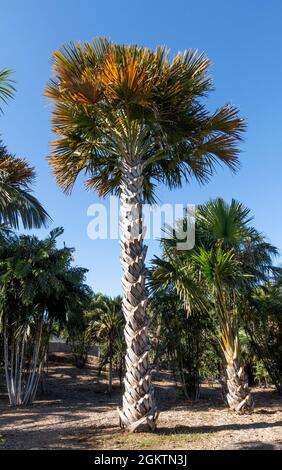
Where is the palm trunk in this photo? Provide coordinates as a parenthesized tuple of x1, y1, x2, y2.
(23, 319, 43, 405)
(217, 289, 254, 413)
(109, 355, 113, 395)
(4, 318, 13, 405)
(4, 317, 46, 406)
(222, 339, 254, 413)
(108, 336, 113, 394)
(118, 161, 158, 432)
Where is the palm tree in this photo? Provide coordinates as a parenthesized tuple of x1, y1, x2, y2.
(0, 141, 50, 228)
(243, 282, 282, 394)
(147, 289, 211, 400)
(93, 296, 124, 394)
(45, 38, 245, 431)
(0, 69, 50, 229)
(192, 246, 254, 412)
(67, 300, 96, 368)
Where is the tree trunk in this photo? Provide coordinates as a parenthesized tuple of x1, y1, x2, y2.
(217, 291, 254, 413)
(109, 354, 113, 395)
(4, 317, 46, 406)
(223, 347, 254, 413)
(118, 161, 158, 432)
(108, 337, 113, 395)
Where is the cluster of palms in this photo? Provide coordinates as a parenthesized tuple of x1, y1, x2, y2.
(150, 198, 280, 412)
(0, 228, 89, 405)
(0, 37, 281, 434)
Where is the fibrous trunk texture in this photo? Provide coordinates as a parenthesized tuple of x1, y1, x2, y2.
(224, 350, 254, 413)
(118, 161, 158, 432)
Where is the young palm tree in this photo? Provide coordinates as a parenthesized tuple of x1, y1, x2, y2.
(45, 38, 245, 431)
(192, 246, 254, 412)
(148, 289, 210, 401)
(93, 296, 124, 394)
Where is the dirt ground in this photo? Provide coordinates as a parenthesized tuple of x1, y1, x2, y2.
(0, 358, 281, 450)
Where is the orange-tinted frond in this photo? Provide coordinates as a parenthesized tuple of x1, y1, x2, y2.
(45, 38, 245, 197)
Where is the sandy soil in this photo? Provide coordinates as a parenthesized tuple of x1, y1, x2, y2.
(0, 359, 281, 450)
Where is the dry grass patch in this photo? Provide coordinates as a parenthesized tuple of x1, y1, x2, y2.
(97, 428, 213, 450)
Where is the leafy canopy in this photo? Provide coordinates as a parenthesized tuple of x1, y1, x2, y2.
(46, 38, 245, 202)
(0, 227, 90, 329)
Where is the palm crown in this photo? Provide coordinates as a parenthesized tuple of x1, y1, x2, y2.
(45, 38, 245, 201)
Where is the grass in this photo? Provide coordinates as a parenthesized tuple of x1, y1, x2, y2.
(99, 429, 213, 450)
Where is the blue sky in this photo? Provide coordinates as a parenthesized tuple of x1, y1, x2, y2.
(1, 0, 281, 295)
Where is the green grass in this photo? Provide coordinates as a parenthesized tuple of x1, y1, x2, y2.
(99, 429, 213, 450)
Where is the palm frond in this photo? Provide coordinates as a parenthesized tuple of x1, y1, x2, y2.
(0, 69, 16, 112)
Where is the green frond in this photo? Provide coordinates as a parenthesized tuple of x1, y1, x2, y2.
(0, 69, 16, 112)
(0, 140, 51, 229)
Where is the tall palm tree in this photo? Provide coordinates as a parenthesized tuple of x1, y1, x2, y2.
(45, 38, 245, 431)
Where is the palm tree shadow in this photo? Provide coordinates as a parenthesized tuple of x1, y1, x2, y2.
(237, 440, 281, 450)
(255, 409, 278, 415)
(156, 420, 282, 435)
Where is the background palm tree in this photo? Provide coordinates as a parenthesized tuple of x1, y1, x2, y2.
(147, 289, 212, 400)
(0, 68, 50, 229)
(93, 295, 124, 394)
(66, 295, 97, 368)
(67, 293, 125, 387)
(192, 245, 254, 412)
(45, 38, 245, 431)
(243, 282, 282, 394)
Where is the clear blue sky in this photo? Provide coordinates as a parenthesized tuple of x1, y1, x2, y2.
(1, 0, 281, 295)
